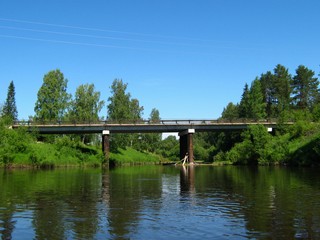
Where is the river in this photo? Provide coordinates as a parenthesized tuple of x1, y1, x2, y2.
(0, 166, 320, 239)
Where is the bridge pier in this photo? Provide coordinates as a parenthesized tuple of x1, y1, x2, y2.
(102, 130, 110, 164)
(179, 129, 195, 164)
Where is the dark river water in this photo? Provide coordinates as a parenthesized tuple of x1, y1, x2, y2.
(1, 165, 320, 239)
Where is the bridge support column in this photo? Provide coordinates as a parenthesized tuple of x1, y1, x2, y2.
(179, 129, 195, 164)
(102, 130, 110, 165)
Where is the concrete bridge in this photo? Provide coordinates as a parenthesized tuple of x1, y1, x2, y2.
(12, 119, 279, 164)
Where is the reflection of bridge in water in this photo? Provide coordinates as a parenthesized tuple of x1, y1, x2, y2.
(13, 119, 279, 164)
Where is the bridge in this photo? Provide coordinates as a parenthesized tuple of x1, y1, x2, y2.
(12, 119, 279, 164)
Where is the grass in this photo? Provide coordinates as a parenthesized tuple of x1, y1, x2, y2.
(3, 142, 164, 168)
(5, 142, 104, 168)
(109, 147, 162, 166)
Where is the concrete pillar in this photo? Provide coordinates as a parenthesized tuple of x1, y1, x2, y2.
(102, 130, 110, 165)
(179, 129, 195, 164)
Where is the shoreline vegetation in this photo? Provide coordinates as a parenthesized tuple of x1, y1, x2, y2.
(1, 119, 320, 168)
(1, 64, 320, 168)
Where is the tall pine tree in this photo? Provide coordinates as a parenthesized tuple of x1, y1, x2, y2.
(239, 83, 250, 118)
(260, 71, 276, 118)
(291, 65, 319, 109)
(2, 81, 18, 121)
(273, 64, 291, 114)
(248, 78, 266, 120)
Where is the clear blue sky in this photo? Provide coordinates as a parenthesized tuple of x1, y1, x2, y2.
(0, 0, 319, 120)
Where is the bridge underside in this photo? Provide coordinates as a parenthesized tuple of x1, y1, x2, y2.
(101, 129, 196, 164)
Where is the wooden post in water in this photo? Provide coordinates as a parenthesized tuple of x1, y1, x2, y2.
(179, 129, 195, 164)
(102, 130, 110, 166)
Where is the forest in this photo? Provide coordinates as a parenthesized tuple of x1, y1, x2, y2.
(1, 64, 320, 167)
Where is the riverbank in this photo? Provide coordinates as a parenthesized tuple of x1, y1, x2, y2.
(1, 142, 166, 169)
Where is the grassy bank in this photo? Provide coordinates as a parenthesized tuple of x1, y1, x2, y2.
(1, 142, 165, 168)
(2, 141, 104, 168)
(109, 147, 163, 166)
(0, 121, 166, 168)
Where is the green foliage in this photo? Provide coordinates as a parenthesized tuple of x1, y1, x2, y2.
(248, 78, 266, 119)
(289, 120, 315, 139)
(107, 79, 141, 122)
(272, 64, 291, 114)
(156, 136, 179, 161)
(0, 118, 104, 167)
(136, 108, 162, 152)
(2, 81, 18, 121)
(239, 83, 250, 118)
(107, 79, 144, 150)
(260, 71, 275, 118)
(290, 131, 320, 166)
(34, 69, 71, 121)
(68, 84, 104, 144)
(0, 119, 33, 166)
(258, 134, 289, 165)
(291, 65, 319, 110)
(221, 102, 239, 121)
(194, 144, 210, 161)
(259, 65, 292, 118)
(312, 103, 320, 121)
(216, 125, 275, 165)
(216, 63, 320, 166)
(238, 79, 266, 119)
(109, 147, 161, 166)
(69, 83, 104, 122)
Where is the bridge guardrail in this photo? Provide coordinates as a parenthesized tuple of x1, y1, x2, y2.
(13, 118, 280, 126)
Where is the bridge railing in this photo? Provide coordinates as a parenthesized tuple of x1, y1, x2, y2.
(13, 118, 279, 126)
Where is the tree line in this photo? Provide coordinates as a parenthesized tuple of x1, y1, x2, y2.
(221, 64, 320, 121)
(194, 64, 320, 165)
(1, 65, 320, 166)
(1, 69, 164, 158)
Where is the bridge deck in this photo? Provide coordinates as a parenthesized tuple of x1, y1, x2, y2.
(12, 120, 279, 134)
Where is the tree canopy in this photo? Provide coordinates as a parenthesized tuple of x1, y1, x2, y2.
(69, 83, 105, 122)
(2, 81, 18, 121)
(291, 65, 319, 110)
(107, 79, 144, 150)
(34, 70, 71, 121)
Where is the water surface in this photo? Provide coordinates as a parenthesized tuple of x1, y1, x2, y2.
(0, 166, 320, 239)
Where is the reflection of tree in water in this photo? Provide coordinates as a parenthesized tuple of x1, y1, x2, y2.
(0, 203, 15, 240)
(195, 167, 320, 239)
(0, 171, 16, 240)
(32, 171, 101, 239)
(0, 169, 102, 239)
(105, 167, 163, 239)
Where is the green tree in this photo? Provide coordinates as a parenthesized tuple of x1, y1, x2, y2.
(272, 64, 291, 114)
(34, 70, 71, 121)
(221, 102, 239, 121)
(260, 71, 276, 118)
(130, 98, 144, 122)
(248, 78, 266, 120)
(107, 79, 144, 150)
(291, 65, 319, 110)
(156, 135, 179, 160)
(138, 108, 162, 152)
(69, 84, 104, 122)
(68, 83, 105, 144)
(239, 83, 250, 118)
(108, 79, 131, 122)
(2, 81, 18, 121)
(149, 108, 160, 123)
